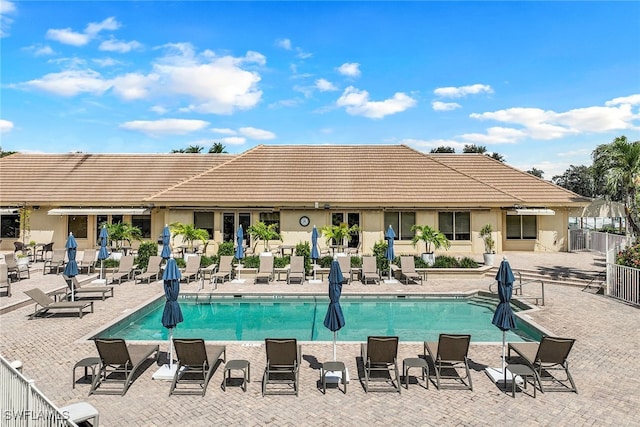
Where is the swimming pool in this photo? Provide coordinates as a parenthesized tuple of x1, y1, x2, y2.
(96, 295, 542, 343)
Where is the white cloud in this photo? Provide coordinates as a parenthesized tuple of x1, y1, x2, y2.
(150, 105, 168, 115)
(99, 37, 142, 53)
(24, 44, 55, 56)
(295, 48, 312, 59)
(92, 57, 121, 67)
(459, 126, 525, 144)
(605, 94, 640, 106)
(0, 119, 14, 133)
(211, 128, 237, 135)
(0, 0, 16, 38)
(111, 73, 159, 100)
(336, 86, 417, 119)
(434, 84, 493, 98)
(46, 28, 90, 46)
(401, 138, 467, 151)
(221, 136, 246, 145)
(276, 38, 292, 50)
(239, 127, 275, 140)
(432, 101, 461, 111)
(19, 69, 110, 96)
(119, 118, 209, 136)
(85, 17, 120, 36)
(315, 78, 338, 92)
(337, 63, 361, 78)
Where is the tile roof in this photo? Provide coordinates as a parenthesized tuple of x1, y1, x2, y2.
(0, 153, 233, 205)
(0, 146, 588, 208)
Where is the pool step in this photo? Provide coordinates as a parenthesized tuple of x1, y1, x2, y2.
(485, 267, 605, 288)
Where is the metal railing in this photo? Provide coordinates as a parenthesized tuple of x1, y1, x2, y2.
(569, 229, 628, 253)
(606, 247, 640, 306)
(0, 354, 77, 427)
(489, 271, 545, 306)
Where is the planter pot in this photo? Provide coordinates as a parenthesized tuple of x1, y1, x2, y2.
(421, 253, 435, 267)
(483, 253, 496, 267)
(17, 257, 30, 266)
(110, 252, 123, 261)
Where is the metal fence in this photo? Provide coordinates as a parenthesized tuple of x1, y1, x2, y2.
(569, 229, 628, 253)
(0, 354, 77, 427)
(606, 247, 640, 306)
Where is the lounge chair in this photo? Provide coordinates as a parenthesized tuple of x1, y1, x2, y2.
(508, 336, 577, 393)
(169, 338, 226, 396)
(43, 249, 66, 275)
(24, 288, 94, 319)
(287, 256, 305, 285)
(400, 256, 423, 285)
(361, 256, 380, 285)
(361, 336, 401, 393)
(0, 263, 11, 297)
(212, 256, 233, 284)
(64, 275, 114, 301)
(90, 338, 159, 396)
(424, 333, 473, 390)
(262, 338, 301, 396)
(336, 255, 351, 285)
(181, 255, 201, 285)
(135, 255, 162, 284)
(110, 255, 135, 284)
(255, 254, 274, 284)
(78, 249, 97, 274)
(5, 256, 30, 281)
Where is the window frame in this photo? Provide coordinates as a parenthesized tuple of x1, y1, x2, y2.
(438, 211, 471, 241)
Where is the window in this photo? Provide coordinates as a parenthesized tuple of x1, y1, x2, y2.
(259, 212, 280, 231)
(331, 212, 360, 248)
(132, 215, 152, 239)
(384, 211, 415, 240)
(438, 211, 471, 240)
(68, 215, 88, 238)
(194, 212, 213, 239)
(1, 214, 19, 238)
(506, 215, 537, 239)
(223, 212, 251, 246)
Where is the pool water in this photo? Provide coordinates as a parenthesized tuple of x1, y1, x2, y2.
(96, 295, 542, 343)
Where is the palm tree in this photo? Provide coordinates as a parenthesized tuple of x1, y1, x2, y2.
(103, 222, 142, 250)
(319, 223, 360, 248)
(169, 222, 210, 252)
(209, 143, 227, 153)
(592, 136, 640, 240)
(410, 224, 450, 254)
(247, 221, 281, 251)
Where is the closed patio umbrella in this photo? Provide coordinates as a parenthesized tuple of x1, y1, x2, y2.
(486, 257, 517, 384)
(63, 232, 79, 301)
(235, 225, 244, 260)
(385, 225, 396, 280)
(324, 258, 345, 361)
(97, 226, 110, 281)
(160, 258, 183, 376)
(160, 224, 172, 260)
(311, 226, 320, 280)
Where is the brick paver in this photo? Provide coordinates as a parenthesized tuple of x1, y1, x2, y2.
(1, 251, 638, 426)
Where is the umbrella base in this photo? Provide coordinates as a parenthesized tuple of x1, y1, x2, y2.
(485, 367, 523, 385)
(323, 368, 350, 384)
(152, 364, 178, 381)
(383, 279, 399, 284)
(230, 279, 246, 284)
(308, 279, 322, 284)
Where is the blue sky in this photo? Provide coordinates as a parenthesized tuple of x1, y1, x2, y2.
(1, 1, 639, 178)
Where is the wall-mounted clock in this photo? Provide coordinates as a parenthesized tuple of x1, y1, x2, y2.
(299, 216, 310, 227)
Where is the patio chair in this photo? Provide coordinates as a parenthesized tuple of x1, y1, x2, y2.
(5, 256, 30, 281)
(43, 249, 66, 275)
(169, 338, 226, 396)
(90, 338, 159, 396)
(424, 333, 473, 390)
(78, 249, 97, 274)
(135, 255, 163, 284)
(212, 256, 234, 284)
(287, 256, 305, 285)
(110, 255, 135, 284)
(24, 288, 94, 319)
(34, 242, 54, 262)
(0, 263, 11, 297)
(262, 338, 301, 396)
(181, 255, 201, 285)
(508, 336, 577, 393)
(360, 336, 401, 393)
(336, 255, 351, 285)
(400, 256, 423, 285)
(255, 254, 274, 284)
(64, 275, 114, 301)
(361, 256, 381, 285)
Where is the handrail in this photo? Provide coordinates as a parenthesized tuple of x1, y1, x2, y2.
(581, 269, 606, 293)
(489, 271, 545, 306)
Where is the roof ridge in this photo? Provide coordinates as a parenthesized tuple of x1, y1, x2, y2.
(146, 145, 264, 200)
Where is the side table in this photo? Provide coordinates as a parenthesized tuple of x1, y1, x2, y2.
(321, 361, 347, 394)
(223, 359, 250, 392)
(73, 357, 101, 388)
(403, 357, 429, 389)
(505, 363, 537, 398)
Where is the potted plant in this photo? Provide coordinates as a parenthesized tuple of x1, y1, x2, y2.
(247, 221, 281, 253)
(319, 223, 360, 253)
(169, 222, 210, 254)
(479, 224, 496, 266)
(411, 224, 451, 266)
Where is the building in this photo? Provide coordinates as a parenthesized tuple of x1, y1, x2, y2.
(0, 145, 589, 255)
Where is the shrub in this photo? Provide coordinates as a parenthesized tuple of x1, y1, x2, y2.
(432, 255, 459, 268)
(274, 256, 290, 268)
(136, 242, 158, 270)
(175, 258, 186, 269)
(458, 257, 479, 268)
(102, 258, 119, 268)
(200, 255, 216, 267)
(295, 241, 312, 274)
(241, 255, 260, 269)
(350, 256, 362, 268)
(319, 256, 334, 268)
(617, 243, 640, 268)
(217, 241, 235, 257)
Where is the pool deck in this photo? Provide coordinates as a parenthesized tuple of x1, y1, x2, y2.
(1, 251, 638, 426)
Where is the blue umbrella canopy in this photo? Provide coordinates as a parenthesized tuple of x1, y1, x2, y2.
(161, 258, 183, 330)
(492, 258, 517, 375)
(97, 226, 110, 261)
(385, 225, 396, 261)
(160, 225, 172, 259)
(324, 259, 345, 360)
(235, 225, 244, 259)
(63, 232, 78, 278)
(311, 226, 320, 260)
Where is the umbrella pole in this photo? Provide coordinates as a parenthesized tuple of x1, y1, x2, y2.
(100, 260, 104, 280)
(501, 330, 506, 374)
(169, 328, 174, 370)
(333, 331, 337, 361)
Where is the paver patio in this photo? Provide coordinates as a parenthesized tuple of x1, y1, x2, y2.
(1, 251, 638, 426)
